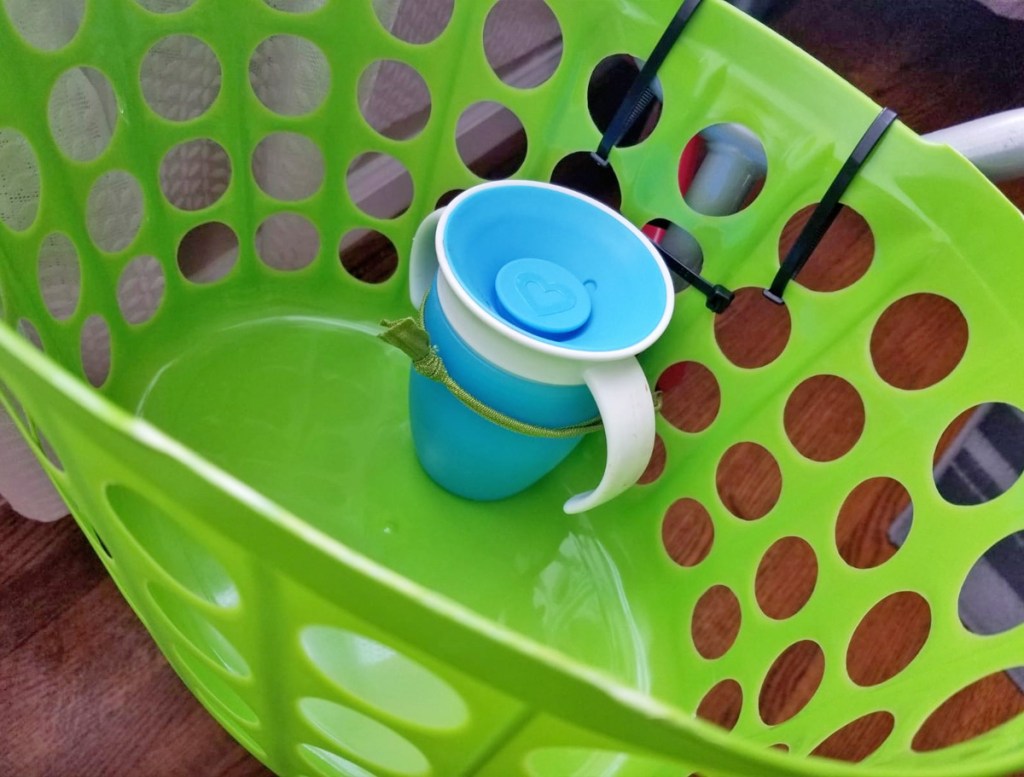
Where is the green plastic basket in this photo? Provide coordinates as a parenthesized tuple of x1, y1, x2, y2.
(3, 0, 1024, 775)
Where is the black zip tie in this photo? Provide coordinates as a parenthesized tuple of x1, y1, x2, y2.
(765, 107, 898, 304)
(649, 239, 734, 314)
(591, 0, 704, 166)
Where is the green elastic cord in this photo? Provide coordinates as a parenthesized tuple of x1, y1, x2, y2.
(379, 297, 611, 440)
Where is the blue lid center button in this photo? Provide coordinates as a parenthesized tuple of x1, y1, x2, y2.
(495, 258, 592, 336)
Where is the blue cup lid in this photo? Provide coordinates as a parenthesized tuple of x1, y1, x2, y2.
(494, 258, 592, 336)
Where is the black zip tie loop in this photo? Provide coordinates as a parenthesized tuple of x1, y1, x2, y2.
(592, 0, 704, 166)
(649, 239, 734, 314)
(765, 107, 899, 304)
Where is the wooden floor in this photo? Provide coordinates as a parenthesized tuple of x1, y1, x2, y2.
(3, 1, 1024, 775)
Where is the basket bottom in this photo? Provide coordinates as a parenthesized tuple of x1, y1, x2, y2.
(126, 314, 662, 693)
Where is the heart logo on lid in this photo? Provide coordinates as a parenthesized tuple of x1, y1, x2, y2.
(515, 272, 577, 317)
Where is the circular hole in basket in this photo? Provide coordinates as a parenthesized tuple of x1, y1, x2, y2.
(300, 745, 377, 777)
(48, 67, 118, 162)
(149, 582, 249, 676)
(549, 151, 621, 211)
(371, 0, 453, 44)
(784, 374, 865, 462)
(435, 189, 464, 209)
(691, 585, 741, 659)
(961, 533, 1024, 636)
(811, 711, 895, 763)
(265, 0, 327, 11)
(177, 222, 239, 284)
(0, 129, 41, 232)
(36, 430, 64, 472)
(588, 55, 662, 148)
(298, 698, 430, 777)
(847, 592, 930, 687)
(172, 647, 258, 728)
(934, 403, 1024, 506)
(681, 124, 767, 216)
(118, 256, 166, 325)
(301, 625, 468, 732)
(86, 170, 144, 253)
(107, 484, 239, 608)
(779, 205, 873, 292)
(17, 318, 43, 350)
(643, 219, 704, 292)
(456, 101, 527, 180)
(662, 498, 714, 568)
(657, 361, 721, 434)
(714, 287, 792, 369)
(136, 0, 197, 11)
(256, 213, 320, 271)
(696, 679, 743, 731)
(836, 477, 913, 569)
(253, 132, 325, 202)
(870, 293, 968, 391)
(357, 60, 431, 141)
(637, 434, 666, 485)
(80, 315, 111, 387)
(759, 641, 825, 725)
(249, 35, 330, 117)
(38, 233, 81, 321)
(339, 229, 399, 284)
(141, 35, 222, 121)
(347, 152, 414, 219)
(755, 537, 818, 620)
(912, 667, 1024, 752)
(2, 0, 84, 50)
(484, 0, 563, 89)
(716, 442, 782, 521)
(160, 138, 231, 211)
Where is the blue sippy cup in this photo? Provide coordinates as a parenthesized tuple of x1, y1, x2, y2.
(408, 181, 674, 514)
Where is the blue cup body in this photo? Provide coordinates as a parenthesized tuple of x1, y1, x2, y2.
(410, 281, 598, 501)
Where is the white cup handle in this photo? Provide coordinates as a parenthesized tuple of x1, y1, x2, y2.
(563, 358, 656, 514)
(409, 208, 444, 306)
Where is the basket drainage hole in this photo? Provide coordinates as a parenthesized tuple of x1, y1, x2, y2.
(0, 128, 41, 232)
(178, 222, 239, 284)
(836, 477, 913, 569)
(656, 361, 721, 434)
(160, 138, 231, 211)
(714, 286, 791, 369)
(779, 204, 873, 292)
(358, 60, 431, 141)
(637, 434, 665, 485)
(38, 233, 81, 321)
(847, 592, 930, 687)
(86, 170, 144, 253)
(80, 315, 111, 388)
(257, 213, 320, 271)
(3, 0, 84, 50)
(681, 124, 767, 216)
(691, 585, 740, 659)
(347, 152, 414, 219)
(870, 292, 968, 391)
(643, 220, 704, 293)
(457, 102, 528, 180)
(118, 256, 166, 325)
(961, 532, 1024, 636)
(141, 35, 221, 121)
(298, 698, 430, 777)
(662, 498, 714, 568)
(811, 711, 895, 763)
(912, 668, 1024, 752)
(49, 67, 118, 163)
(696, 678, 742, 731)
(340, 229, 398, 284)
(934, 402, 1024, 507)
(149, 582, 249, 677)
(588, 54, 662, 148)
(550, 151, 621, 211)
(784, 374, 865, 462)
(755, 537, 817, 620)
(249, 35, 329, 117)
(253, 132, 325, 201)
(759, 641, 825, 725)
(484, 0, 563, 89)
(371, 0, 452, 45)
(716, 442, 782, 521)
(137, 0, 197, 12)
